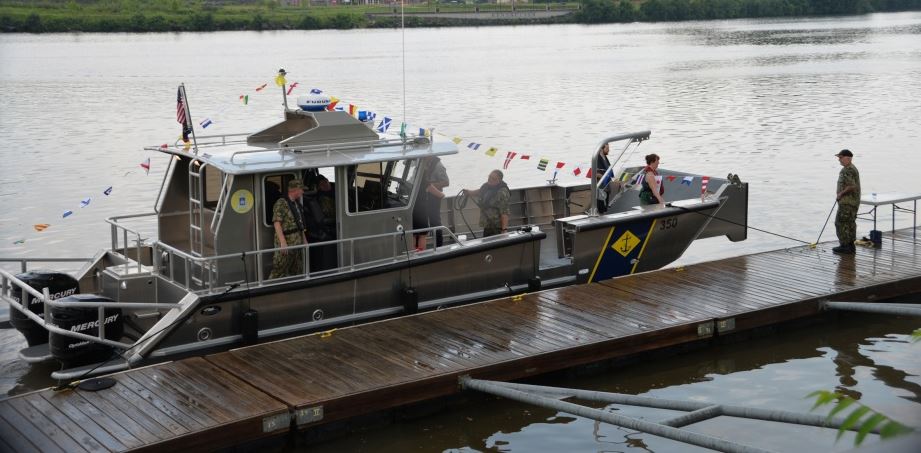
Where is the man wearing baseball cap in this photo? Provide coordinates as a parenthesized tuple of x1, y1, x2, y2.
(833, 149, 860, 255)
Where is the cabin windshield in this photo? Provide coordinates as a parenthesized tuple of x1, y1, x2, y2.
(348, 159, 418, 213)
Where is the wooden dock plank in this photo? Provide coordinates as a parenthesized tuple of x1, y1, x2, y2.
(4, 227, 919, 452)
(21, 393, 108, 452)
(42, 391, 130, 451)
(0, 399, 64, 453)
(0, 414, 41, 453)
(6, 396, 88, 453)
(5, 396, 87, 453)
(115, 373, 208, 431)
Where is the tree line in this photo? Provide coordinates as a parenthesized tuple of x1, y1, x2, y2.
(2, 0, 921, 33)
(576, 0, 921, 23)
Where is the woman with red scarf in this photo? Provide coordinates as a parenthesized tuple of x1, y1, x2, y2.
(638, 153, 665, 205)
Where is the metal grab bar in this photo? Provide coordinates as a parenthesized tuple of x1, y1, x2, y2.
(1, 270, 182, 351)
(151, 224, 464, 291)
(228, 136, 428, 164)
(590, 131, 651, 216)
(106, 212, 157, 273)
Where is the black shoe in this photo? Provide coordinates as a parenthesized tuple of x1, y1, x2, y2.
(833, 245, 855, 255)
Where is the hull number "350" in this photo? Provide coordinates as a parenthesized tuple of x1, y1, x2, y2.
(659, 217, 678, 230)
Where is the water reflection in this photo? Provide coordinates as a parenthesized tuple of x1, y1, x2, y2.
(306, 311, 920, 452)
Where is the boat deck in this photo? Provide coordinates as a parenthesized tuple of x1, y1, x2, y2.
(2, 228, 919, 452)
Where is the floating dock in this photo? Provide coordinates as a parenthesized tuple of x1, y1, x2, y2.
(1, 227, 919, 452)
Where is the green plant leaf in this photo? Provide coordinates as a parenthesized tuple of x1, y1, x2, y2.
(827, 397, 855, 420)
(809, 390, 838, 411)
(855, 413, 886, 445)
(879, 420, 914, 439)
(911, 328, 921, 343)
(837, 406, 871, 440)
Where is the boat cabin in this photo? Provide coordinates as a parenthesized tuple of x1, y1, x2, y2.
(151, 109, 456, 290)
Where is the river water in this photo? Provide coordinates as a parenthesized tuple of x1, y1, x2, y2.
(1, 11, 920, 451)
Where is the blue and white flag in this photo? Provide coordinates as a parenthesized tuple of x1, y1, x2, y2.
(62, 210, 73, 218)
(467, 142, 481, 151)
(310, 88, 323, 94)
(358, 111, 376, 122)
(80, 198, 91, 208)
(103, 186, 113, 196)
(376, 117, 392, 133)
(199, 118, 213, 129)
(681, 176, 693, 186)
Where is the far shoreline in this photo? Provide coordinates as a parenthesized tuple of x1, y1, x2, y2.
(2, 1, 920, 34)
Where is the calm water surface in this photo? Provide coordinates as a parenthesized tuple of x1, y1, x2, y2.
(1, 12, 920, 451)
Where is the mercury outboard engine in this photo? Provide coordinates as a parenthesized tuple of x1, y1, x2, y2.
(49, 294, 123, 366)
(9, 271, 79, 347)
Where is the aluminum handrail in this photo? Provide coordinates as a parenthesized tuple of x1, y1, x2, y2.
(1, 269, 182, 351)
(143, 133, 251, 152)
(590, 131, 651, 216)
(210, 173, 233, 235)
(151, 224, 463, 291)
(154, 154, 176, 214)
(229, 136, 429, 164)
(106, 213, 156, 273)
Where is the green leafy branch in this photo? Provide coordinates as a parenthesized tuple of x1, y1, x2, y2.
(911, 328, 921, 343)
(808, 390, 914, 446)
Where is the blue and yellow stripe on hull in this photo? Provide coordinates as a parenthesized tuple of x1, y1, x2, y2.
(587, 217, 658, 283)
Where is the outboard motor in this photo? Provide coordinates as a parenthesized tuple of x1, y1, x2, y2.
(9, 271, 79, 347)
(49, 294, 123, 366)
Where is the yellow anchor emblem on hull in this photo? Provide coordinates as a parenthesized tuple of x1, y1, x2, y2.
(612, 230, 641, 257)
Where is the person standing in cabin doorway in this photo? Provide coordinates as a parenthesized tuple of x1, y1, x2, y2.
(463, 169, 510, 237)
(413, 155, 450, 251)
(270, 179, 308, 278)
(833, 149, 860, 255)
(638, 153, 665, 206)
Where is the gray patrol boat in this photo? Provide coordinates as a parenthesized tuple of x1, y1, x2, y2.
(1, 85, 748, 380)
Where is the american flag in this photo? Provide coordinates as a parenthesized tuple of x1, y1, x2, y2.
(177, 87, 191, 143)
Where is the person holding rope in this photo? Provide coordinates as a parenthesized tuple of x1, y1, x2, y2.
(463, 169, 510, 237)
(639, 153, 665, 206)
(833, 149, 860, 255)
(270, 179, 308, 278)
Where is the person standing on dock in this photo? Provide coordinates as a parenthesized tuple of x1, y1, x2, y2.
(463, 170, 510, 237)
(639, 153, 665, 205)
(833, 149, 861, 255)
(270, 179, 308, 278)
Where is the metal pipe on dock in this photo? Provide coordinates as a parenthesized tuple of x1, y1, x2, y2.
(473, 380, 880, 434)
(823, 301, 921, 317)
(460, 377, 775, 453)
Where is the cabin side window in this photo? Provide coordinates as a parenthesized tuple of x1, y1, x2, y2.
(262, 173, 296, 227)
(202, 165, 224, 210)
(347, 159, 418, 213)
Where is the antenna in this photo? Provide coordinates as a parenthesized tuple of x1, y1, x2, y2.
(401, 0, 406, 126)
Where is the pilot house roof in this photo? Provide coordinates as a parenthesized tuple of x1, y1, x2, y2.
(145, 110, 458, 176)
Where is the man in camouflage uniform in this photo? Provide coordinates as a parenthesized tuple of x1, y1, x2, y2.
(464, 169, 510, 237)
(833, 149, 860, 255)
(270, 179, 308, 278)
